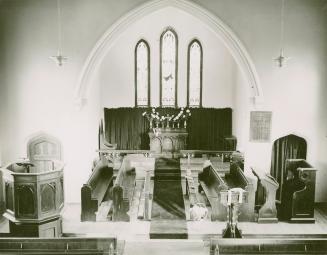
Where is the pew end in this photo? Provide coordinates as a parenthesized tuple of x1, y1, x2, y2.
(252, 167, 279, 223)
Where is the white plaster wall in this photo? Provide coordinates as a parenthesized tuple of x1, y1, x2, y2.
(98, 7, 236, 108)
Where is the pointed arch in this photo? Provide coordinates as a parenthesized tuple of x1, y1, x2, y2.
(187, 38, 203, 107)
(74, 0, 263, 108)
(160, 27, 178, 107)
(135, 39, 150, 107)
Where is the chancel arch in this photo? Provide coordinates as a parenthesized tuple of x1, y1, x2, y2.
(75, 0, 263, 108)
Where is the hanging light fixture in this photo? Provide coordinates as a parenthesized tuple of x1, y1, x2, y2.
(274, 0, 290, 67)
(50, 0, 67, 66)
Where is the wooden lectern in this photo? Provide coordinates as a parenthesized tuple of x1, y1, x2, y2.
(220, 188, 248, 238)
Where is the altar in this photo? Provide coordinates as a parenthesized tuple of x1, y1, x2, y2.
(149, 128, 188, 157)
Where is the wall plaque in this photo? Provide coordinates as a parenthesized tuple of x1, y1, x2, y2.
(250, 111, 272, 142)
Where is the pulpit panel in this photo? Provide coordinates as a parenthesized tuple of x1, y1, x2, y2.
(41, 183, 56, 213)
(16, 185, 36, 217)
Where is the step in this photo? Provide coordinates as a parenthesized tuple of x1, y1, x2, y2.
(150, 220, 188, 239)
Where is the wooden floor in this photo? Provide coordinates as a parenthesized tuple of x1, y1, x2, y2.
(0, 204, 326, 255)
(54, 202, 327, 241)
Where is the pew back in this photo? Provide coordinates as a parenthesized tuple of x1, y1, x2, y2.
(210, 238, 327, 255)
(226, 163, 256, 222)
(199, 165, 228, 221)
(0, 237, 117, 254)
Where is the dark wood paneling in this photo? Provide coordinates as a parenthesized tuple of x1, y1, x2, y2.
(16, 185, 35, 217)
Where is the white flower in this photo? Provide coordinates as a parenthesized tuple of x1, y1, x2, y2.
(152, 108, 155, 113)
(186, 109, 190, 113)
(142, 112, 147, 116)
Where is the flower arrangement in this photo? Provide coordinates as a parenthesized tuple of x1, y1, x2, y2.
(142, 107, 191, 129)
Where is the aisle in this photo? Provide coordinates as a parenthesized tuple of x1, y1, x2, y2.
(150, 158, 187, 239)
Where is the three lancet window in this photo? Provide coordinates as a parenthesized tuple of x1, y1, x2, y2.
(135, 27, 203, 108)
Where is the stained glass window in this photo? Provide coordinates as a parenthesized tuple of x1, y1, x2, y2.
(188, 40, 202, 107)
(135, 40, 150, 107)
(160, 28, 177, 107)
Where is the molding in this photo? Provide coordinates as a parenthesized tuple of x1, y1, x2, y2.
(74, 0, 263, 107)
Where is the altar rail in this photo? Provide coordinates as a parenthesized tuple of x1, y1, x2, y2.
(180, 150, 233, 160)
(0, 237, 117, 254)
(209, 238, 327, 254)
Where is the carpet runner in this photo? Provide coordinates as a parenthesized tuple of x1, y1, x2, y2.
(150, 158, 188, 239)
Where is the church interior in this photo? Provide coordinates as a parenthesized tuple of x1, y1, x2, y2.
(0, 0, 327, 254)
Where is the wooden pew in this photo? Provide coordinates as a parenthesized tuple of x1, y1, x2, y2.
(252, 168, 279, 223)
(199, 163, 255, 222)
(109, 157, 136, 221)
(209, 238, 327, 255)
(0, 237, 117, 254)
(198, 165, 228, 221)
(224, 163, 256, 222)
(281, 159, 317, 223)
(81, 159, 114, 222)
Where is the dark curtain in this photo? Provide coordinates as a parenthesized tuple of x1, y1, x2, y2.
(103, 107, 232, 150)
(270, 134, 307, 202)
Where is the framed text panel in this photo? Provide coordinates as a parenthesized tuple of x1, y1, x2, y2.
(250, 111, 272, 142)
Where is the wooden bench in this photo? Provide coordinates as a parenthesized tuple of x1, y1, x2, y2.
(108, 157, 136, 222)
(282, 159, 317, 223)
(209, 238, 327, 254)
(0, 237, 117, 254)
(198, 165, 228, 221)
(81, 159, 114, 222)
(224, 163, 256, 222)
